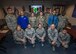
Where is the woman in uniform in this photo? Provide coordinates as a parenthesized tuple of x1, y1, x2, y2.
(24, 24, 36, 47)
(36, 23, 46, 46)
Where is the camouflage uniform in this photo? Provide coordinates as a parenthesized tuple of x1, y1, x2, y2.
(13, 29, 26, 44)
(48, 28, 59, 47)
(24, 28, 36, 44)
(36, 28, 46, 41)
(58, 32, 70, 48)
(5, 14, 17, 32)
(58, 15, 66, 32)
(37, 16, 46, 28)
(45, 12, 51, 24)
(29, 16, 37, 29)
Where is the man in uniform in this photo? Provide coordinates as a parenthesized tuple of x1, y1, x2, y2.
(24, 24, 36, 47)
(45, 8, 52, 24)
(58, 28, 70, 49)
(5, 7, 17, 32)
(45, 8, 53, 29)
(58, 15, 66, 32)
(36, 23, 46, 46)
(48, 24, 59, 51)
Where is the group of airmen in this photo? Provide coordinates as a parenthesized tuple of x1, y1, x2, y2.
(5, 7, 70, 51)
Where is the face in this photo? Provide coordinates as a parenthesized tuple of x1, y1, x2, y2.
(53, 10, 56, 15)
(50, 24, 55, 30)
(28, 24, 31, 29)
(7, 9, 13, 14)
(19, 11, 24, 16)
(17, 26, 21, 31)
(49, 9, 52, 13)
(38, 24, 42, 29)
(40, 12, 43, 16)
(31, 13, 34, 17)
(62, 30, 67, 34)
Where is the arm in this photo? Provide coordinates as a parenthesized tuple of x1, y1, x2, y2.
(13, 31, 23, 41)
(32, 29, 36, 38)
(66, 34, 70, 44)
(53, 30, 58, 42)
(24, 31, 31, 40)
(58, 32, 63, 43)
(42, 28, 46, 38)
(48, 29, 53, 41)
(36, 29, 41, 39)
(5, 16, 11, 25)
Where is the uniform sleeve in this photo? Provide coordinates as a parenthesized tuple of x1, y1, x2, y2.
(33, 28, 36, 38)
(24, 30, 28, 38)
(5, 16, 13, 30)
(58, 32, 63, 43)
(36, 29, 40, 38)
(5, 16, 11, 26)
(36, 16, 39, 26)
(13, 31, 21, 41)
(66, 34, 70, 44)
(54, 30, 58, 41)
(48, 29, 53, 41)
(43, 28, 46, 37)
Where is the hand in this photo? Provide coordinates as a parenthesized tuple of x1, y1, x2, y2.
(52, 41, 56, 45)
(31, 37, 35, 41)
(21, 39, 25, 43)
(62, 42, 66, 46)
(41, 37, 44, 42)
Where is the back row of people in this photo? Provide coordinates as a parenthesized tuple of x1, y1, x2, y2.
(5, 7, 69, 32)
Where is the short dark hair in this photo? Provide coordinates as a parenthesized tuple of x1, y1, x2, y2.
(7, 7, 12, 11)
(63, 27, 67, 30)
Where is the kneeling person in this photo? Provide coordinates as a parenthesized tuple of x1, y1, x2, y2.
(58, 28, 70, 48)
(48, 24, 59, 51)
(13, 25, 26, 47)
(36, 23, 46, 46)
(24, 24, 36, 47)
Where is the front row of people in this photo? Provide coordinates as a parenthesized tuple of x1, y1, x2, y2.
(13, 23, 70, 51)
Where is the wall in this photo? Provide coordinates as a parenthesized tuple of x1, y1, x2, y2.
(66, 4, 76, 25)
(0, 9, 4, 19)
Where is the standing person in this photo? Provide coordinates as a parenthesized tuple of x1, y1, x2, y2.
(24, 24, 36, 47)
(58, 15, 66, 32)
(45, 8, 53, 29)
(48, 10, 58, 28)
(58, 28, 70, 49)
(13, 25, 26, 48)
(37, 11, 46, 28)
(36, 23, 46, 46)
(45, 8, 52, 23)
(29, 13, 37, 29)
(5, 7, 17, 32)
(17, 10, 29, 30)
(48, 24, 59, 51)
